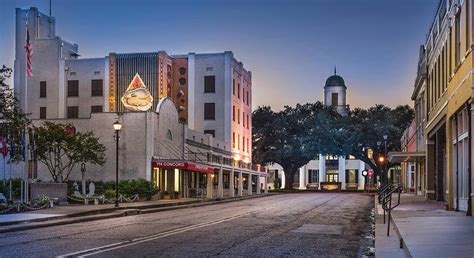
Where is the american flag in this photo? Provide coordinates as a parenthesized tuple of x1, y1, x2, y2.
(24, 28, 33, 77)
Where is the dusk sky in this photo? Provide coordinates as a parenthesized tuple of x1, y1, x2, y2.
(0, 0, 438, 110)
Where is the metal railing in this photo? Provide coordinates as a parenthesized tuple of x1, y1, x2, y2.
(380, 185, 403, 236)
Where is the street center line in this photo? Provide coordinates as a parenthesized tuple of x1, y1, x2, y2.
(57, 198, 302, 258)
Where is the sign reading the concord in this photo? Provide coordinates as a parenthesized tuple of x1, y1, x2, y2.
(152, 161, 215, 174)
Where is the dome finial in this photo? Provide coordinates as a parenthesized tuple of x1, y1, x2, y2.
(334, 66, 337, 75)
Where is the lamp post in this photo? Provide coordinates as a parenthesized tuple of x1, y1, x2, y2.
(113, 121, 122, 208)
(81, 163, 86, 195)
(362, 169, 368, 192)
(383, 134, 388, 183)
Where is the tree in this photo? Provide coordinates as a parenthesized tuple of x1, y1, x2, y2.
(252, 102, 340, 189)
(34, 122, 107, 183)
(338, 104, 414, 182)
(0, 65, 30, 163)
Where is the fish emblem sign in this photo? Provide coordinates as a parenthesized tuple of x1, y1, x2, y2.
(121, 73, 153, 111)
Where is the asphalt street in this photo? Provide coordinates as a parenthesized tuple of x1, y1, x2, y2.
(0, 193, 374, 257)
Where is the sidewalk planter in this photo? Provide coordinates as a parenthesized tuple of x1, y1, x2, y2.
(31, 183, 67, 203)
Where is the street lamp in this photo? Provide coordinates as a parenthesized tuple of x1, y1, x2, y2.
(113, 121, 122, 207)
(378, 156, 385, 163)
(383, 134, 388, 183)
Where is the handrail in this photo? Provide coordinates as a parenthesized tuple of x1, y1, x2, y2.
(381, 185, 403, 236)
(377, 183, 393, 224)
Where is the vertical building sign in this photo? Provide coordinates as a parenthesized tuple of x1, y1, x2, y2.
(109, 53, 117, 112)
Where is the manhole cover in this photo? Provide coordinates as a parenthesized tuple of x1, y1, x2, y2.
(291, 224, 342, 235)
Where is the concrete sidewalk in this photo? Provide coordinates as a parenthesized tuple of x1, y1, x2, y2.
(0, 198, 198, 225)
(375, 193, 474, 258)
(0, 194, 271, 233)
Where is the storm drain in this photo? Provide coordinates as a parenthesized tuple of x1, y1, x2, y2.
(291, 224, 342, 235)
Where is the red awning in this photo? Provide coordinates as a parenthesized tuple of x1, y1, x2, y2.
(152, 161, 215, 174)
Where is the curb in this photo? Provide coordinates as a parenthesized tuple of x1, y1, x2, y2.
(0, 194, 273, 233)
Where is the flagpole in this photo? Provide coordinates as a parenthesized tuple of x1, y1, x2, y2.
(23, 11, 29, 204)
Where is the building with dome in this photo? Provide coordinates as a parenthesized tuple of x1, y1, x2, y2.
(268, 69, 367, 191)
(324, 69, 349, 116)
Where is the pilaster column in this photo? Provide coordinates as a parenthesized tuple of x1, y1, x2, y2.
(229, 168, 234, 198)
(206, 174, 213, 199)
(248, 173, 252, 195)
(358, 160, 365, 190)
(264, 176, 268, 194)
(217, 167, 223, 198)
(319, 154, 325, 189)
(238, 169, 243, 196)
(299, 167, 305, 189)
(256, 175, 261, 194)
(339, 156, 346, 190)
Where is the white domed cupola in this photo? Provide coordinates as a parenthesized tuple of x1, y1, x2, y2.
(324, 67, 349, 116)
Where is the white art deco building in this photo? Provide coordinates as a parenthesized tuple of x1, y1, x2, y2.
(268, 71, 367, 191)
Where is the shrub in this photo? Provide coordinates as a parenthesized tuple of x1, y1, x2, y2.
(87, 179, 158, 200)
(0, 178, 23, 199)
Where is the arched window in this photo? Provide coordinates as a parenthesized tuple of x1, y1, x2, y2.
(166, 129, 172, 141)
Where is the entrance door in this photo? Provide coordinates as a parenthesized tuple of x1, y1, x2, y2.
(326, 170, 339, 182)
(452, 109, 469, 211)
(435, 127, 446, 202)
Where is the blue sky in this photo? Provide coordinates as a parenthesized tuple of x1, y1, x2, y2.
(0, 0, 438, 110)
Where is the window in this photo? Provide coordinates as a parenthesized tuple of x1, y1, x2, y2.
(67, 80, 79, 97)
(246, 91, 249, 105)
(91, 79, 103, 96)
(233, 105, 235, 121)
(204, 130, 215, 138)
(243, 136, 245, 151)
(206, 67, 213, 71)
(455, 13, 461, 65)
(232, 132, 235, 148)
(67, 106, 79, 118)
(345, 169, 359, 184)
(237, 109, 240, 124)
(39, 107, 46, 119)
(233, 79, 235, 95)
(204, 76, 215, 93)
(247, 114, 249, 129)
(204, 103, 215, 120)
(308, 169, 319, 183)
(179, 78, 186, 85)
(331, 93, 338, 106)
(40, 81, 47, 98)
(179, 67, 186, 75)
(243, 112, 245, 127)
(466, 0, 470, 52)
(238, 134, 240, 150)
(91, 105, 103, 113)
(247, 138, 249, 152)
(237, 83, 240, 98)
(94, 71, 100, 75)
